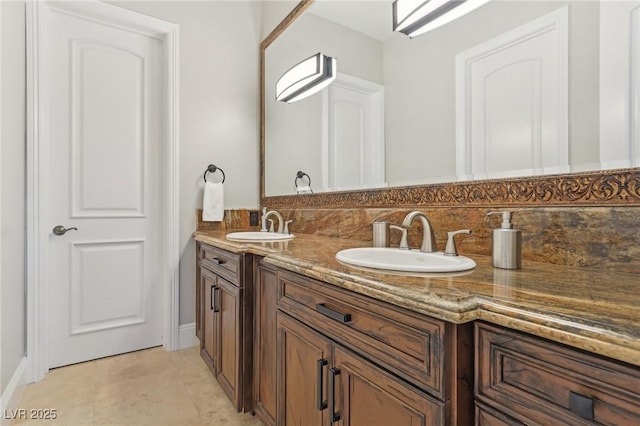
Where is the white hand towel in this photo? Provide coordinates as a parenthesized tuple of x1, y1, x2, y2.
(203, 182, 224, 222)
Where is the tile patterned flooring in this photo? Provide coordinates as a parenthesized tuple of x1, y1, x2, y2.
(10, 346, 263, 426)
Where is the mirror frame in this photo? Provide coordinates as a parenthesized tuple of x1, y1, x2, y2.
(260, 0, 640, 208)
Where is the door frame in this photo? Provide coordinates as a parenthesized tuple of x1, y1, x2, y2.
(25, 0, 180, 382)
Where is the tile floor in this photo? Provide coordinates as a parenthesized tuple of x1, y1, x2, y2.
(10, 346, 263, 426)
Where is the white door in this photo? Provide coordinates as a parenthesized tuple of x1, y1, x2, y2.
(323, 73, 386, 191)
(600, 1, 640, 169)
(455, 7, 569, 180)
(45, 2, 164, 368)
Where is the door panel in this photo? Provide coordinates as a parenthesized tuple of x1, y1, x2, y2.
(254, 265, 278, 425)
(216, 277, 241, 408)
(277, 312, 331, 426)
(46, 2, 164, 368)
(71, 42, 145, 216)
(70, 240, 145, 335)
(202, 270, 217, 370)
(324, 74, 385, 192)
(333, 345, 444, 426)
(456, 7, 568, 180)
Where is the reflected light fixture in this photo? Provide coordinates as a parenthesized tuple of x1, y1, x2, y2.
(276, 53, 337, 103)
(393, 0, 491, 38)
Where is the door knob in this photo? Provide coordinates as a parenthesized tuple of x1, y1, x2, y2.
(53, 225, 78, 236)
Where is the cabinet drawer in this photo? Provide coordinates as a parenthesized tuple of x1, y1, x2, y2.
(199, 243, 240, 285)
(476, 322, 640, 425)
(277, 270, 445, 397)
(475, 402, 522, 426)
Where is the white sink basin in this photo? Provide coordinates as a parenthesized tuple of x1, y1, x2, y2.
(226, 231, 295, 242)
(336, 247, 476, 273)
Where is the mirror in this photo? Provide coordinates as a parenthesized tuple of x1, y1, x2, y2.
(263, 0, 639, 198)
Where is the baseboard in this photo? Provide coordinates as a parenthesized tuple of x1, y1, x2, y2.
(1, 356, 28, 425)
(178, 322, 199, 349)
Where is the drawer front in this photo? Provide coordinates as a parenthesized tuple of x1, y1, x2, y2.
(476, 322, 640, 426)
(277, 270, 445, 397)
(199, 243, 240, 285)
(475, 403, 523, 426)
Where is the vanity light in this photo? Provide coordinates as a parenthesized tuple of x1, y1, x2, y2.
(393, 0, 491, 38)
(276, 53, 337, 103)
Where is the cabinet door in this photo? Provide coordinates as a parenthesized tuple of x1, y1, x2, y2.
(216, 276, 242, 410)
(277, 312, 332, 426)
(200, 268, 217, 372)
(254, 264, 278, 426)
(332, 345, 444, 426)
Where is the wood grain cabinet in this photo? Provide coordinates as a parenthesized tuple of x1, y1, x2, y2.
(475, 322, 640, 425)
(196, 242, 253, 412)
(253, 260, 278, 425)
(272, 269, 472, 426)
(276, 312, 444, 426)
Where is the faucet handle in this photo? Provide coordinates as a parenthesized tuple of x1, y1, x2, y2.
(284, 220, 293, 234)
(390, 225, 409, 250)
(444, 229, 471, 256)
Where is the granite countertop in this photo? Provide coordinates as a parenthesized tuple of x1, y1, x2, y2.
(194, 230, 640, 367)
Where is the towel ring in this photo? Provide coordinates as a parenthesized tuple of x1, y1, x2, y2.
(294, 171, 312, 193)
(204, 164, 225, 183)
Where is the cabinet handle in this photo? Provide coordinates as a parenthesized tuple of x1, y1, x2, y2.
(213, 287, 220, 313)
(329, 367, 341, 424)
(569, 391, 594, 420)
(316, 359, 328, 411)
(210, 285, 215, 310)
(316, 303, 351, 323)
(211, 257, 225, 265)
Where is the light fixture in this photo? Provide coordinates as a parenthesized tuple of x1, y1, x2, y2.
(294, 171, 313, 194)
(393, 0, 491, 38)
(276, 53, 337, 103)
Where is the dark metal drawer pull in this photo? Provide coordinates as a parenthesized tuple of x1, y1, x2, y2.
(316, 303, 351, 323)
(569, 391, 594, 420)
(316, 359, 328, 411)
(213, 287, 220, 313)
(210, 285, 215, 310)
(329, 367, 341, 424)
(211, 257, 225, 265)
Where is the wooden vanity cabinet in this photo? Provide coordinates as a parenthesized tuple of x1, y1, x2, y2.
(253, 259, 278, 426)
(196, 242, 253, 412)
(475, 322, 640, 425)
(273, 268, 473, 426)
(276, 311, 443, 426)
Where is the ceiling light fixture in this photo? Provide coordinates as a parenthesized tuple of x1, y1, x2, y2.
(276, 52, 337, 103)
(393, 0, 491, 38)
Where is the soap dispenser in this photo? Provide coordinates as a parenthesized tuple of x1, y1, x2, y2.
(486, 211, 522, 270)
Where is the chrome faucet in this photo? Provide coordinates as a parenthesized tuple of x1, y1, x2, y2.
(261, 208, 284, 233)
(401, 211, 437, 252)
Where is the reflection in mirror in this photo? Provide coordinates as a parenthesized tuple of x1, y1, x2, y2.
(264, 0, 640, 197)
(275, 52, 337, 103)
(294, 170, 314, 194)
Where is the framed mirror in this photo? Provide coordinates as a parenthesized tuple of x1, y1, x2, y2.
(260, 0, 640, 208)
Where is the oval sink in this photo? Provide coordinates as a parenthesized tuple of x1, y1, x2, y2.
(336, 247, 476, 273)
(226, 231, 295, 242)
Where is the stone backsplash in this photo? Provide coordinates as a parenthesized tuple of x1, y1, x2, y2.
(197, 207, 640, 273)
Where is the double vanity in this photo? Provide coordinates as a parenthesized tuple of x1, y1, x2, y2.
(193, 219, 640, 426)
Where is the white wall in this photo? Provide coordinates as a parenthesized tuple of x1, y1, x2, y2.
(1, 0, 27, 394)
(260, 0, 299, 41)
(110, 1, 262, 324)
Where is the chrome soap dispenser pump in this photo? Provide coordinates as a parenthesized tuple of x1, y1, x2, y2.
(486, 211, 522, 270)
